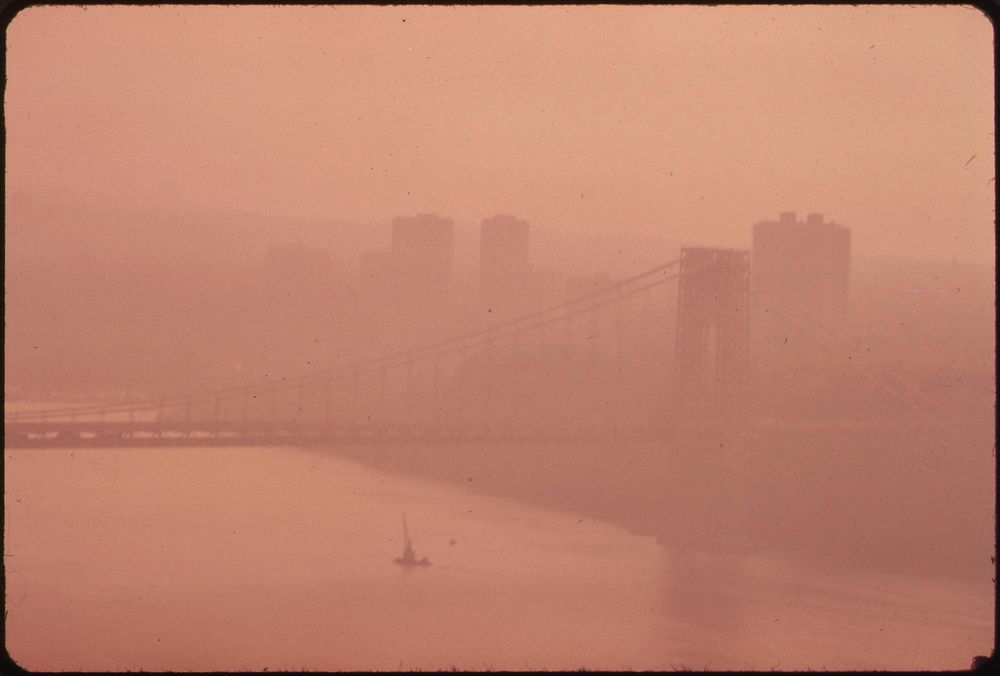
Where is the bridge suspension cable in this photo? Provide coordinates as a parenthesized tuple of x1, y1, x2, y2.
(750, 284, 952, 420)
(7, 257, 684, 423)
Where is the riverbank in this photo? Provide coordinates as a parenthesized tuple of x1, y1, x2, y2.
(313, 421, 995, 584)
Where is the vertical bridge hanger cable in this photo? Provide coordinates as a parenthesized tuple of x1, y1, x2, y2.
(7, 258, 688, 423)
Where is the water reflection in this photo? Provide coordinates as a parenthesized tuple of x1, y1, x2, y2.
(4, 446, 991, 671)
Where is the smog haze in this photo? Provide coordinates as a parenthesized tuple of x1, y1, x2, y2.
(3, 5, 995, 673)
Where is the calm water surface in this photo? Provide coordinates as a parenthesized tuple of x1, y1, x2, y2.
(4, 445, 991, 671)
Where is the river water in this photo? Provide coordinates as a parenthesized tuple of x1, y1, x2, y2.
(4, 445, 992, 671)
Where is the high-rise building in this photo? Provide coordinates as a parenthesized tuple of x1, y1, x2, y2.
(390, 214, 455, 300)
(750, 211, 850, 369)
(480, 214, 531, 305)
(752, 211, 850, 325)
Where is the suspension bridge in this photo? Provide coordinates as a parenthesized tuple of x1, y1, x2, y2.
(4, 248, 952, 448)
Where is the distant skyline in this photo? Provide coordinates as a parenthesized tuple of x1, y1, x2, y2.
(5, 10, 995, 674)
(5, 4, 994, 263)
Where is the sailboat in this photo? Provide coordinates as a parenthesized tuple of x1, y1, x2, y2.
(393, 513, 431, 567)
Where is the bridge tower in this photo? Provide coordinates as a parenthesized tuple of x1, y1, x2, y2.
(673, 247, 750, 422)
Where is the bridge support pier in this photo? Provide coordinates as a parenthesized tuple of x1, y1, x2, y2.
(674, 247, 750, 423)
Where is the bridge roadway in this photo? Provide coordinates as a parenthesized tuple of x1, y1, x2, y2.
(3, 419, 684, 449)
(4, 417, 950, 449)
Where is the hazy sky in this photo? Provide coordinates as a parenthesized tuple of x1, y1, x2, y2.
(6, 4, 994, 262)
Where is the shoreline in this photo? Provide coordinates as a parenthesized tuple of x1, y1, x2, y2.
(307, 422, 994, 585)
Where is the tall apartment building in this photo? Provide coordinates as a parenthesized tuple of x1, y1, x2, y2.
(480, 214, 531, 306)
(751, 211, 851, 369)
(390, 214, 455, 301)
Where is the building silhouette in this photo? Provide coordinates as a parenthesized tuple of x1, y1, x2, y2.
(480, 214, 531, 307)
(750, 211, 851, 376)
(390, 214, 455, 301)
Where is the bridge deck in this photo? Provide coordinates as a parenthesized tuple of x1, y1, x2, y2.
(4, 418, 950, 449)
(3, 420, 683, 449)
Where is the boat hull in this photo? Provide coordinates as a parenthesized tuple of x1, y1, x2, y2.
(393, 557, 431, 567)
